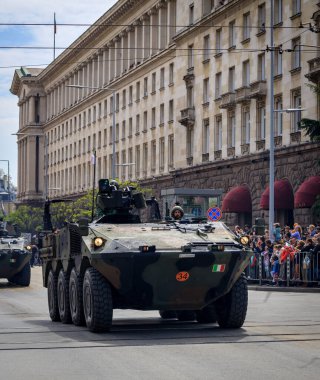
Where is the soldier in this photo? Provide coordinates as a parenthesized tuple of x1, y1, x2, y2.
(171, 204, 184, 221)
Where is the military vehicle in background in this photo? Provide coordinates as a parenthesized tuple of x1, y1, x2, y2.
(0, 219, 32, 286)
(39, 179, 253, 332)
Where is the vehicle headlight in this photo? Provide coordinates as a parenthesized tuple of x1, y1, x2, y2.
(26, 245, 32, 251)
(240, 236, 249, 246)
(93, 237, 105, 249)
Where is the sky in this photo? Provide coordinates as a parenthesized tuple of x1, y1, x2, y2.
(0, 0, 118, 186)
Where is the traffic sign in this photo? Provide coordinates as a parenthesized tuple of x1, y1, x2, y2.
(207, 207, 222, 221)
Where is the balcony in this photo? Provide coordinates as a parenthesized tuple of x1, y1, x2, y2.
(249, 80, 267, 99)
(227, 147, 235, 157)
(186, 156, 193, 166)
(179, 107, 195, 127)
(305, 57, 320, 83)
(256, 139, 266, 151)
(214, 150, 222, 160)
(202, 153, 209, 162)
(219, 92, 236, 109)
(274, 135, 282, 147)
(241, 144, 250, 155)
(290, 131, 301, 144)
(183, 69, 195, 86)
(235, 86, 250, 103)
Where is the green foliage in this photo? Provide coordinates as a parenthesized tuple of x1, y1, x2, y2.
(5, 205, 44, 233)
(298, 118, 320, 142)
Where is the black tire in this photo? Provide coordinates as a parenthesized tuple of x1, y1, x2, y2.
(196, 303, 216, 324)
(57, 269, 72, 324)
(47, 269, 60, 322)
(83, 267, 113, 332)
(69, 268, 85, 326)
(177, 311, 196, 321)
(215, 274, 248, 328)
(8, 262, 31, 287)
(159, 310, 177, 319)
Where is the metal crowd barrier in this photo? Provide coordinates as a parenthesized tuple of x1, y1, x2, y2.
(246, 251, 320, 287)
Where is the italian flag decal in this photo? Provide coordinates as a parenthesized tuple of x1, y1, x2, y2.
(212, 264, 226, 272)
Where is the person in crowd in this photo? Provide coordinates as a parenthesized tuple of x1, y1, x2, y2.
(301, 238, 315, 284)
(312, 237, 320, 281)
(293, 240, 305, 282)
(308, 224, 317, 237)
(234, 225, 244, 237)
(270, 254, 280, 285)
(273, 223, 282, 243)
(291, 225, 302, 240)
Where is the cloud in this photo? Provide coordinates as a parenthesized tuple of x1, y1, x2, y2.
(0, 0, 117, 186)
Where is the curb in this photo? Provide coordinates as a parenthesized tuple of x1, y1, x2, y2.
(248, 285, 320, 293)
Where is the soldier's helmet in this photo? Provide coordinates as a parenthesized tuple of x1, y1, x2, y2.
(171, 205, 184, 220)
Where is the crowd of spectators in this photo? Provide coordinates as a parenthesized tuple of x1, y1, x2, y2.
(234, 223, 320, 286)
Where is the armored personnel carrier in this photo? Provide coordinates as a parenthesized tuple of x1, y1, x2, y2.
(0, 221, 32, 286)
(40, 179, 253, 332)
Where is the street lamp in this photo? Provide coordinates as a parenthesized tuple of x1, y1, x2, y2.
(66, 84, 117, 179)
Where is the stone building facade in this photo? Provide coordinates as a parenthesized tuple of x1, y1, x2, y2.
(10, 0, 320, 227)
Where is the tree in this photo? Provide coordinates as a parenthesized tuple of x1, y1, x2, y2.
(298, 83, 320, 142)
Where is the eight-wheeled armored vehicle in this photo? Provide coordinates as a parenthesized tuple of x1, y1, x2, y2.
(40, 179, 253, 332)
(0, 222, 32, 286)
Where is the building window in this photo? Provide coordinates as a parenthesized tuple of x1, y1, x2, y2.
(136, 81, 140, 101)
(169, 99, 174, 122)
(243, 12, 250, 41)
(160, 68, 165, 89)
(159, 137, 165, 171)
(202, 118, 210, 154)
(151, 107, 156, 128)
(121, 150, 126, 179)
(292, 0, 301, 15)
(187, 86, 194, 108)
(122, 121, 126, 139)
(151, 140, 156, 172)
(188, 44, 194, 69)
(203, 35, 210, 61)
(203, 78, 209, 104)
(136, 114, 140, 134)
(186, 128, 194, 158)
(242, 60, 250, 86)
(242, 106, 250, 144)
(291, 89, 301, 132)
(215, 116, 222, 151)
(274, 48, 282, 76)
(229, 20, 236, 48)
(143, 77, 148, 97)
(258, 53, 266, 80)
(292, 37, 301, 70)
(143, 111, 148, 132)
(160, 103, 165, 125)
(215, 72, 222, 98)
(169, 63, 174, 85)
(168, 134, 174, 168)
(143, 143, 148, 175)
(215, 28, 222, 55)
(189, 3, 194, 25)
(227, 111, 236, 148)
(203, 0, 214, 16)
(274, 96, 283, 136)
(122, 89, 126, 108)
(129, 85, 133, 104)
(274, 0, 282, 25)
(128, 148, 133, 177)
(135, 145, 140, 178)
(128, 117, 133, 137)
(258, 3, 266, 33)
(152, 72, 156, 93)
(115, 94, 119, 112)
(229, 67, 235, 92)
(257, 102, 266, 140)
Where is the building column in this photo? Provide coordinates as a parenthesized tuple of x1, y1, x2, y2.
(127, 26, 135, 69)
(134, 20, 143, 65)
(98, 50, 103, 88)
(114, 37, 121, 78)
(157, 2, 167, 50)
(103, 48, 110, 85)
(148, 8, 158, 56)
(119, 32, 127, 74)
(141, 14, 150, 61)
(167, 0, 176, 42)
(28, 96, 35, 123)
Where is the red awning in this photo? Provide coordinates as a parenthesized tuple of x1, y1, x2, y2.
(260, 179, 293, 210)
(222, 185, 252, 213)
(294, 176, 320, 208)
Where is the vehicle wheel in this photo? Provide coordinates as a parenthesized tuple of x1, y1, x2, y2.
(177, 311, 196, 321)
(57, 269, 72, 324)
(47, 269, 60, 322)
(83, 267, 113, 332)
(215, 274, 248, 328)
(159, 310, 177, 319)
(196, 303, 216, 324)
(8, 262, 31, 287)
(69, 268, 85, 326)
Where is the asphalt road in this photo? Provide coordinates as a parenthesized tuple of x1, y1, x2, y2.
(0, 267, 320, 380)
